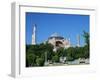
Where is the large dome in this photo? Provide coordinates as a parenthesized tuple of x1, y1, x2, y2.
(48, 33, 64, 40)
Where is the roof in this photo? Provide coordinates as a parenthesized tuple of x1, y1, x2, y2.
(48, 33, 64, 40)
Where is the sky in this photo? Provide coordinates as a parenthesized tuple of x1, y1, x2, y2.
(26, 12, 89, 46)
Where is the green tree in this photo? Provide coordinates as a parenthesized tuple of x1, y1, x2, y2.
(66, 47, 76, 61)
(77, 47, 84, 58)
(26, 53, 36, 67)
(83, 31, 89, 46)
(36, 57, 44, 66)
(83, 31, 90, 58)
(83, 45, 89, 58)
(41, 43, 53, 60)
(57, 47, 65, 57)
(26, 42, 53, 67)
(52, 54, 59, 63)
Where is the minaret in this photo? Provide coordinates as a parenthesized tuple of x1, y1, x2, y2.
(32, 24, 36, 45)
(77, 35, 80, 47)
(68, 38, 71, 47)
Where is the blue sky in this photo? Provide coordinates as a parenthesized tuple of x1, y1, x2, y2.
(26, 12, 89, 46)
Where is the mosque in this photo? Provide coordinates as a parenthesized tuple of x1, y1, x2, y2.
(30, 25, 90, 65)
(31, 25, 80, 51)
(47, 33, 71, 51)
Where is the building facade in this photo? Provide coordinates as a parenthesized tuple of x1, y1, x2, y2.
(48, 33, 71, 51)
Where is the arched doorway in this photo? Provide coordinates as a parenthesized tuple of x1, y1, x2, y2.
(55, 41, 63, 47)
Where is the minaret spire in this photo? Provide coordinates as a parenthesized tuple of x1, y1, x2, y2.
(32, 24, 36, 45)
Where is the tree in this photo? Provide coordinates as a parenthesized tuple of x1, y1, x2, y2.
(57, 47, 65, 57)
(83, 45, 89, 58)
(77, 47, 84, 58)
(83, 31, 90, 58)
(52, 54, 59, 63)
(44, 43, 53, 60)
(26, 42, 53, 67)
(83, 31, 89, 46)
(36, 57, 44, 66)
(26, 53, 36, 67)
(66, 47, 76, 61)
